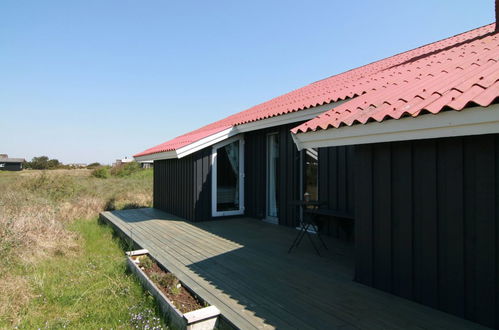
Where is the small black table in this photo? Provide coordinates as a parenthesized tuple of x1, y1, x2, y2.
(288, 202, 354, 256)
(287, 200, 323, 255)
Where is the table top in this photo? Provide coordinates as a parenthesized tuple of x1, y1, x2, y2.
(304, 208, 355, 220)
(289, 200, 322, 207)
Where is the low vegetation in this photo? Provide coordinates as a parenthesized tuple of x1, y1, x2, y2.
(133, 255, 204, 314)
(0, 168, 166, 328)
(91, 162, 144, 179)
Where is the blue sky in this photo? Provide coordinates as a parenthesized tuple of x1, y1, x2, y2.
(0, 1, 494, 164)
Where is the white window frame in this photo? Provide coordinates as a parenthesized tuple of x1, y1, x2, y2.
(211, 135, 245, 217)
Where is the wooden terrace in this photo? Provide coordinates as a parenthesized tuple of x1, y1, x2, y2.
(100, 208, 485, 329)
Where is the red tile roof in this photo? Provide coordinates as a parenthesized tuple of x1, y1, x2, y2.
(136, 23, 498, 157)
(292, 24, 499, 134)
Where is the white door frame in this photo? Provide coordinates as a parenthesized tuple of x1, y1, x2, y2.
(211, 135, 245, 217)
(264, 132, 279, 225)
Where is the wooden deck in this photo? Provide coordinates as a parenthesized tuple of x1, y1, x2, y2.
(101, 208, 486, 330)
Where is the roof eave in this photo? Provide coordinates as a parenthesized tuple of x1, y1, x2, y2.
(292, 104, 499, 150)
(134, 100, 347, 161)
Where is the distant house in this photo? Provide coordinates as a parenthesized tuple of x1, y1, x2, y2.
(134, 16, 499, 329)
(0, 154, 25, 171)
(140, 160, 153, 169)
(68, 163, 87, 168)
(113, 157, 134, 167)
(114, 156, 152, 169)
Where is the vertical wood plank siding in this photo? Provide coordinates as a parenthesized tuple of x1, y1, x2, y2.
(354, 134, 498, 328)
(153, 148, 212, 222)
(0, 162, 23, 171)
(245, 125, 354, 227)
(318, 146, 355, 240)
(244, 124, 301, 226)
(154, 123, 355, 229)
(318, 147, 355, 217)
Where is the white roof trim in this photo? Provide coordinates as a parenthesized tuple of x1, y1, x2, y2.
(292, 104, 499, 150)
(134, 100, 345, 161)
(134, 127, 233, 162)
(134, 150, 178, 162)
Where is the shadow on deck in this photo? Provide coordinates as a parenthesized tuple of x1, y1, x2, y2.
(100, 208, 485, 330)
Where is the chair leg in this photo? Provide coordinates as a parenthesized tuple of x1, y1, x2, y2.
(306, 228, 321, 256)
(316, 231, 328, 250)
(288, 223, 307, 253)
(295, 223, 309, 248)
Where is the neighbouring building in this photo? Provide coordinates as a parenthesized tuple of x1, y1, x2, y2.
(113, 157, 134, 167)
(0, 154, 25, 171)
(140, 160, 153, 169)
(114, 157, 152, 168)
(134, 12, 499, 329)
(68, 163, 87, 168)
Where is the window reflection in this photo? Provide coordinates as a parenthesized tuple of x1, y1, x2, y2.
(216, 140, 240, 211)
(304, 148, 318, 201)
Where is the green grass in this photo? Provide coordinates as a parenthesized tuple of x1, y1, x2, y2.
(0, 169, 161, 327)
(15, 218, 166, 329)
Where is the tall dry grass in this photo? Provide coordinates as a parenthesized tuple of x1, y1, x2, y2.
(0, 169, 152, 324)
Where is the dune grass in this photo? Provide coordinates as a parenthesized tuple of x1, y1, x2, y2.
(15, 218, 165, 329)
(0, 168, 167, 328)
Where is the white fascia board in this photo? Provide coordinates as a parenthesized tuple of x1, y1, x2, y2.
(134, 150, 178, 162)
(292, 105, 499, 150)
(175, 127, 235, 158)
(135, 100, 346, 161)
(133, 128, 234, 162)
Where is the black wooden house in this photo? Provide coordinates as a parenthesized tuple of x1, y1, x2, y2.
(0, 154, 25, 171)
(135, 21, 499, 328)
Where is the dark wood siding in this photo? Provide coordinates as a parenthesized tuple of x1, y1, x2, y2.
(318, 146, 355, 237)
(245, 125, 354, 228)
(153, 124, 355, 230)
(153, 148, 211, 221)
(0, 162, 23, 171)
(244, 128, 267, 220)
(318, 146, 355, 215)
(354, 134, 499, 328)
(244, 124, 301, 226)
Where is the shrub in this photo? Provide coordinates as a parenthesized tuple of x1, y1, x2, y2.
(86, 162, 101, 169)
(148, 271, 163, 284)
(156, 272, 181, 295)
(104, 197, 116, 211)
(158, 273, 178, 290)
(104, 198, 147, 211)
(148, 270, 181, 295)
(91, 167, 110, 179)
(21, 172, 81, 202)
(140, 256, 154, 270)
(111, 162, 141, 177)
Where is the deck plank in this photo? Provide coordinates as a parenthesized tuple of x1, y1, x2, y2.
(101, 208, 487, 330)
(136, 219, 347, 329)
(103, 212, 263, 329)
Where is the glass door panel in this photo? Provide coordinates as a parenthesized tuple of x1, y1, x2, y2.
(216, 140, 240, 212)
(304, 148, 318, 201)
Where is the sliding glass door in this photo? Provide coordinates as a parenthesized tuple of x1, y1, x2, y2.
(211, 136, 245, 217)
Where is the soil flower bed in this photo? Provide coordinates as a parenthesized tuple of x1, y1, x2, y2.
(134, 254, 203, 313)
(126, 249, 220, 330)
